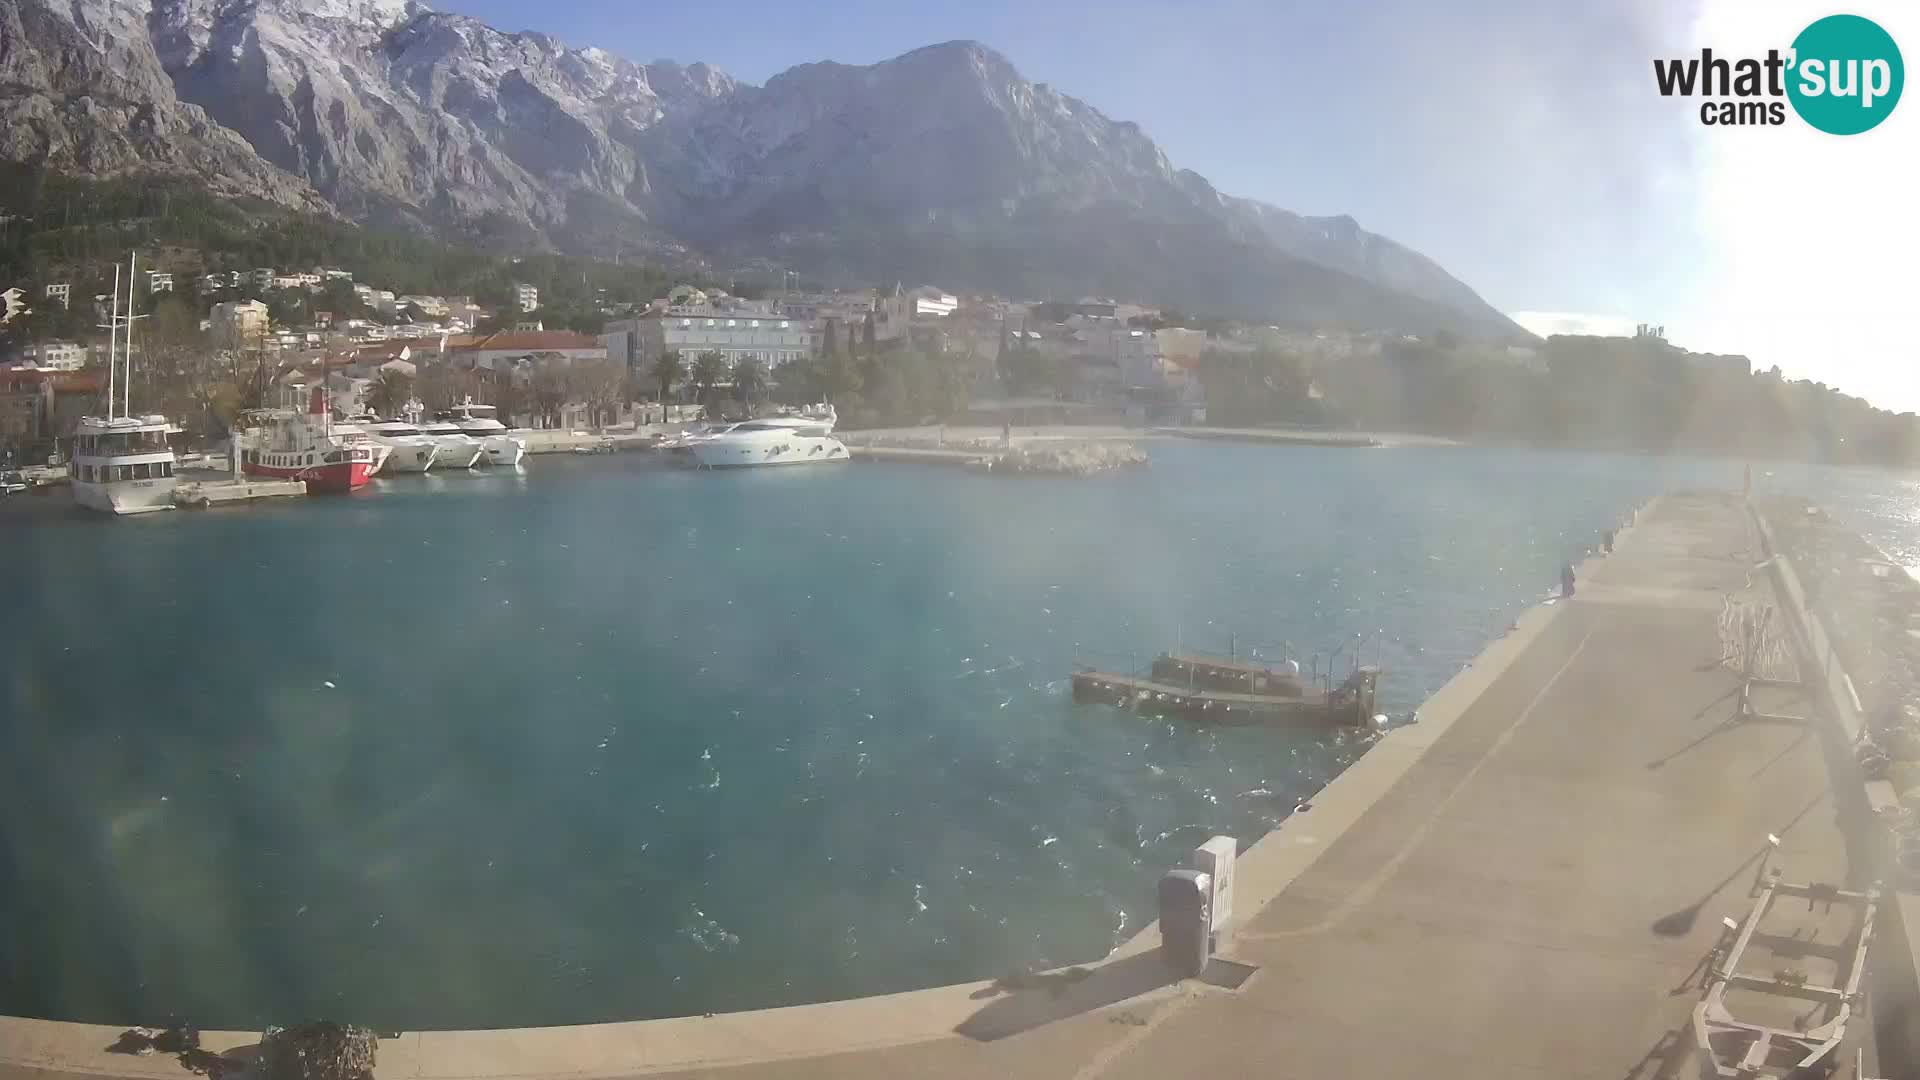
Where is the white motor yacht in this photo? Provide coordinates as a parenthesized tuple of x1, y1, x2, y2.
(416, 418, 485, 469)
(444, 398, 527, 466)
(686, 404, 848, 469)
(355, 415, 440, 473)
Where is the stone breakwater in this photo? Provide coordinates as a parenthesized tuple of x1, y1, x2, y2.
(990, 441, 1149, 475)
(1760, 496, 1920, 846)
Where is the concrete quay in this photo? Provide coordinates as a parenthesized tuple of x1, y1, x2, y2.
(0, 492, 1882, 1080)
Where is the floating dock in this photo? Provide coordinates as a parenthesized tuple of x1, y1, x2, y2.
(173, 469, 306, 508)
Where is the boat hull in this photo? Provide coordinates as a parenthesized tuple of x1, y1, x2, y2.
(72, 479, 176, 515)
(244, 459, 371, 493)
(378, 439, 439, 473)
(429, 436, 484, 469)
(479, 436, 526, 466)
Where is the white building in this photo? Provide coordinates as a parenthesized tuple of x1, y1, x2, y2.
(1, 287, 27, 324)
(21, 340, 87, 371)
(604, 302, 811, 374)
(448, 329, 605, 374)
(44, 282, 70, 310)
(398, 295, 449, 318)
(251, 268, 277, 291)
(320, 268, 354, 282)
(513, 283, 540, 313)
(908, 287, 958, 318)
(146, 271, 174, 294)
(210, 299, 270, 348)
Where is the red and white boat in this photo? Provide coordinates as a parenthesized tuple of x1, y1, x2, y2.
(241, 389, 380, 493)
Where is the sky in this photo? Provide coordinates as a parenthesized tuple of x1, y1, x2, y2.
(448, 0, 1917, 411)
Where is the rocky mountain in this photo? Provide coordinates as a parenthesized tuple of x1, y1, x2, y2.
(0, 0, 1521, 336)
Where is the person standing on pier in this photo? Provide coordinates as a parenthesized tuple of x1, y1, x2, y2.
(1560, 562, 1577, 598)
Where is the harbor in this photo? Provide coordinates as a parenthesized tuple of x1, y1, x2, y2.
(4, 478, 1915, 1079)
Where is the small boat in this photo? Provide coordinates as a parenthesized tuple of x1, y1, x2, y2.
(1071, 665, 1377, 726)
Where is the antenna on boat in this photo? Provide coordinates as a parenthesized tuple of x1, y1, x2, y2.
(103, 262, 120, 420)
(124, 250, 138, 419)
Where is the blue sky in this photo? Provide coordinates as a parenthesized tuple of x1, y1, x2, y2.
(449, 0, 1916, 411)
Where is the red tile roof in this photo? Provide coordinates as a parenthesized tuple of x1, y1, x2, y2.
(465, 330, 603, 352)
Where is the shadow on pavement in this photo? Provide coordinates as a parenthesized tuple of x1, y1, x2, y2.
(955, 952, 1175, 1042)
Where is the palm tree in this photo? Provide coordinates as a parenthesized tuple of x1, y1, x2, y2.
(733, 355, 768, 412)
(691, 350, 729, 412)
(648, 350, 686, 422)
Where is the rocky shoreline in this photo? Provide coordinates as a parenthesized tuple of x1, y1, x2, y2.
(985, 441, 1150, 475)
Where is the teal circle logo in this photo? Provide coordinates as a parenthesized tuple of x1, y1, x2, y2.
(1788, 14, 1903, 134)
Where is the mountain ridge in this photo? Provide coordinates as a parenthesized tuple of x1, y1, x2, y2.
(0, 6, 1522, 336)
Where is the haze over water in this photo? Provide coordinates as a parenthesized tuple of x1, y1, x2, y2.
(1, 443, 1906, 1028)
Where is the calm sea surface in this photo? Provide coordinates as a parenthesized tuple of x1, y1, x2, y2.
(0, 443, 1911, 1028)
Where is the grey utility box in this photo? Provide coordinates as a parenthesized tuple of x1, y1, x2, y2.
(1158, 868, 1213, 978)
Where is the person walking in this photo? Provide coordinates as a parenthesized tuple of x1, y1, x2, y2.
(1560, 562, 1577, 599)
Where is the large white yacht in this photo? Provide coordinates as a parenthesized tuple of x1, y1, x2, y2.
(71, 253, 182, 515)
(415, 410, 485, 470)
(686, 404, 848, 469)
(353, 414, 439, 473)
(444, 398, 527, 466)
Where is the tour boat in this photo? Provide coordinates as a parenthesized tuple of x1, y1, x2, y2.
(241, 389, 378, 493)
(443, 398, 527, 466)
(72, 415, 181, 514)
(71, 253, 182, 515)
(686, 404, 848, 469)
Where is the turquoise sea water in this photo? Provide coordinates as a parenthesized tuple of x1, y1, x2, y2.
(0, 443, 1909, 1029)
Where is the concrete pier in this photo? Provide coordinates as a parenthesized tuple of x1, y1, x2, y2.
(0, 492, 1882, 1080)
(172, 467, 306, 508)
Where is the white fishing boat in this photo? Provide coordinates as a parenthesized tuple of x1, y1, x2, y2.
(686, 404, 848, 469)
(71, 252, 182, 515)
(443, 398, 527, 466)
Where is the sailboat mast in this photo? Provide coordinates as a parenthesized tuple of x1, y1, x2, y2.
(125, 251, 138, 418)
(106, 264, 120, 420)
